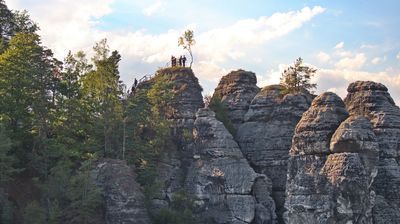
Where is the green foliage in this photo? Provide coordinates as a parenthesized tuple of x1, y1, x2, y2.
(22, 201, 46, 224)
(62, 157, 104, 224)
(0, 123, 19, 184)
(124, 74, 176, 189)
(280, 57, 317, 95)
(152, 190, 196, 224)
(209, 96, 236, 135)
(178, 30, 195, 67)
(0, 188, 15, 224)
(81, 38, 124, 157)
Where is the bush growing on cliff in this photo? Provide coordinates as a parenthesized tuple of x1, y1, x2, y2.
(152, 190, 196, 224)
(280, 57, 317, 95)
(208, 96, 235, 135)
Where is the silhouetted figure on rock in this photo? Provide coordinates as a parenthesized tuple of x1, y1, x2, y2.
(171, 56, 177, 67)
(178, 56, 183, 67)
(182, 55, 187, 67)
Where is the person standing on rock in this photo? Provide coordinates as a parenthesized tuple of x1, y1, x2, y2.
(178, 56, 183, 67)
(182, 55, 187, 67)
(171, 56, 177, 67)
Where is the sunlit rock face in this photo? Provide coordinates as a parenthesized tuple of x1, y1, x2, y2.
(212, 69, 260, 130)
(184, 108, 276, 224)
(344, 81, 400, 223)
(236, 85, 314, 221)
(284, 91, 379, 224)
(93, 159, 151, 224)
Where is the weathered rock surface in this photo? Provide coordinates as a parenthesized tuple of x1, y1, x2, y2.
(290, 92, 349, 156)
(344, 81, 400, 223)
(157, 67, 204, 134)
(212, 70, 260, 129)
(236, 85, 313, 219)
(93, 159, 151, 224)
(185, 108, 276, 224)
(285, 91, 379, 224)
(147, 68, 205, 210)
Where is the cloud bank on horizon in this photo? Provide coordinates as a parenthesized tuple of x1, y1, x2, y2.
(7, 0, 400, 104)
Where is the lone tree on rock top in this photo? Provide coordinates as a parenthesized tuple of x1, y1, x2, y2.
(178, 29, 195, 68)
(280, 57, 317, 95)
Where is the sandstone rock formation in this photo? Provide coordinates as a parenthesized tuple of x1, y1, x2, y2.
(285, 92, 379, 224)
(93, 159, 151, 224)
(185, 108, 276, 224)
(236, 85, 313, 219)
(147, 68, 205, 210)
(212, 70, 260, 129)
(344, 81, 400, 223)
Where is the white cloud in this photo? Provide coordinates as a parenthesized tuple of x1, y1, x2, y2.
(8, 0, 115, 59)
(371, 57, 381, 65)
(143, 0, 166, 16)
(335, 53, 367, 70)
(334, 41, 344, 49)
(315, 68, 400, 105)
(6, 2, 326, 87)
(317, 51, 330, 63)
(360, 44, 377, 49)
(397, 52, 400, 61)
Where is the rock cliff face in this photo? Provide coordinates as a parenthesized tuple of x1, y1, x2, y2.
(148, 68, 205, 211)
(111, 70, 400, 224)
(344, 81, 400, 223)
(236, 85, 314, 219)
(285, 92, 379, 224)
(212, 70, 260, 129)
(93, 159, 151, 224)
(185, 108, 276, 224)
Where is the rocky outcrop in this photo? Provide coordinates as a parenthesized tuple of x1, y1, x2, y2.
(285, 92, 379, 224)
(185, 108, 276, 224)
(236, 85, 313, 219)
(147, 68, 204, 210)
(212, 70, 260, 129)
(344, 81, 400, 223)
(93, 159, 151, 224)
(157, 67, 204, 135)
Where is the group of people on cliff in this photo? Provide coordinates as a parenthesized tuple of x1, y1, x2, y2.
(171, 55, 187, 67)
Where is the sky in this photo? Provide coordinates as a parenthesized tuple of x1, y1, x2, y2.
(7, 0, 400, 104)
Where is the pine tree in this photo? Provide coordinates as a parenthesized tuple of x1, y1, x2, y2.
(280, 57, 317, 95)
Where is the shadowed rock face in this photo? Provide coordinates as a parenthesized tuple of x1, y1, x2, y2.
(344, 81, 400, 223)
(185, 108, 276, 224)
(236, 85, 314, 220)
(144, 68, 205, 212)
(285, 91, 379, 224)
(93, 159, 151, 224)
(212, 70, 260, 130)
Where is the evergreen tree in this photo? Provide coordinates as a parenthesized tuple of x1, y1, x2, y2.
(0, 32, 60, 170)
(81, 39, 124, 157)
(280, 57, 317, 95)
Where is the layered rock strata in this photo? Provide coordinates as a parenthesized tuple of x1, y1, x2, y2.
(185, 108, 276, 224)
(285, 92, 379, 224)
(94, 159, 151, 224)
(236, 85, 314, 219)
(212, 70, 260, 129)
(344, 81, 400, 223)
